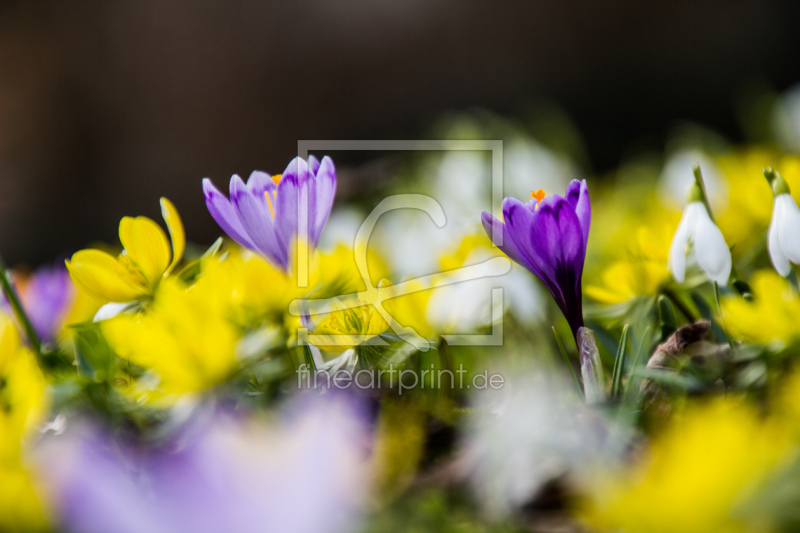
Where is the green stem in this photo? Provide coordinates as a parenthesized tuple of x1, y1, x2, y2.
(0, 253, 42, 357)
(693, 164, 716, 223)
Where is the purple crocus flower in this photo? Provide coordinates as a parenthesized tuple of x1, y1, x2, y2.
(481, 180, 590, 340)
(3, 264, 75, 344)
(202, 156, 337, 271)
(38, 394, 369, 533)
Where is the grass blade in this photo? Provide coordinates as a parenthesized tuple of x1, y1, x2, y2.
(610, 324, 629, 398)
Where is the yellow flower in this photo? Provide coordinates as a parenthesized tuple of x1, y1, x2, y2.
(195, 242, 389, 332)
(585, 209, 677, 304)
(381, 279, 435, 341)
(311, 292, 390, 353)
(66, 198, 185, 304)
(584, 258, 668, 304)
(721, 269, 800, 348)
(102, 278, 239, 403)
(0, 315, 47, 455)
(581, 399, 793, 533)
(196, 247, 295, 327)
(0, 314, 49, 530)
(584, 185, 679, 304)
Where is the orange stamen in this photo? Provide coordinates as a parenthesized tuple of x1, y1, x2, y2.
(264, 174, 281, 217)
(265, 191, 275, 217)
(531, 189, 545, 202)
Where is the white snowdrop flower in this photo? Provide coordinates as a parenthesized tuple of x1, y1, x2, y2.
(668, 183, 731, 286)
(766, 170, 800, 277)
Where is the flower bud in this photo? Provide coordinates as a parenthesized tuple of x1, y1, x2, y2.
(577, 327, 606, 404)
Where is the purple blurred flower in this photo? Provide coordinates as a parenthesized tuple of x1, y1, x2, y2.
(481, 180, 590, 339)
(4, 264, 75, 344)
(39, 395, 369, 533)
(202, 156, 337, 271)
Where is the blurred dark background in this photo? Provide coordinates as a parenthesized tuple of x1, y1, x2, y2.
(2, 0, 800, 265)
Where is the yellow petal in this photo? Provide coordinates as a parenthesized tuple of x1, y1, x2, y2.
(160, 197, 185, 275)
(66, 250, 146, 303)
(0, 314, 21, 374)
(119, 216, 171, 286)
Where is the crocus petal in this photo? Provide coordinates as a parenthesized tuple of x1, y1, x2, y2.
(21, 265, 75, 342)
(668, 203, 698, 283)
(480, 211, 527, 270)
(66, 250, 146, 303)
(526, 195, 586, 335)
(693, 207, 731, 286)
(311, 156, 337, 244)
(502, 197, 545, 278)
(307, 155, 321, 176)
(776, 194, 800, 264)
(118, 216, 171, 287)
(569, 179, 591, 246)
(274, 157, 310, 251)
(246, 171, 277, 199)
(769, 200, 791, 277)
(230, 175, 287, 269)
(202, 178, 256, 250)
(159, 198, 185, 275)
(527, 195, 586, 281)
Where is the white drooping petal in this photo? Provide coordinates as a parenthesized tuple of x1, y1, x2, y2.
(768, 198, 791, 277)
(693, 206, 732, 285)
(668, 203, 699, 283)
(319, 348, 358, 375)
(775, 194, 800, 264)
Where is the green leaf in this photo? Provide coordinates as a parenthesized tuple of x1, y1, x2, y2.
(632, 367, 703, 391)
(657, 295, 676, 342)
(72, 322, 116, 382)
(611, 324, 629, 398)
(690, 291, 727, 343)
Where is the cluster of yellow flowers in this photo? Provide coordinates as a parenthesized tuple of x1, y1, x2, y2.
(5, 137, 800, 532)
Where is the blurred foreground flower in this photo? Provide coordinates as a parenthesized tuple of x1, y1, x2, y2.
(481, 180, 590, 339)
(203, 156, 336, 272)
(765, 168, 800, 277)
(66, 198, 185, 307)
(668, 181, 731, 286)
(581, 399, 793, 533)
(0, 313, 49, 530)
(5, 263, 75, 345)
(721, 270, 800, 349)
(39, 395, 370, 533)
(462, 369, 618, 518)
